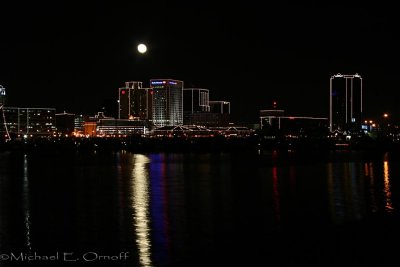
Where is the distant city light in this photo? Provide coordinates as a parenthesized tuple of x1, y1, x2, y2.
(384, 113, 389, 118)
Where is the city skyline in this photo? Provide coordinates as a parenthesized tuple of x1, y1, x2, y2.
(1, 2, 399, 122)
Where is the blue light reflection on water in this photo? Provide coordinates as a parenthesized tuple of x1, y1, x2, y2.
(149, 153, 170, 266)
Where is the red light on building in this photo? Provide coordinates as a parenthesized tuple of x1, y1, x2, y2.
(121, 90, 126, 95)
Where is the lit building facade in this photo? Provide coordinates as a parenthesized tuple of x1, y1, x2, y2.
(118, 81, 152, 120)
(151, 79, 183, 127)
(96, 119, 149, 136)
(82, 112, 149, 137)
(209, 101, 230, 114)
(259, 109, 285, 129)
(259, 108, 328, 137)
(260, 115, 328, 134)
(199, 100, 231, 126)
(190, 112, 230, 126)
(0, 85, 6, 106)
(329, 73, 363, 132)
(183, 88, 210, 124)
(74, 115, 85, 134)
(2, 107, 56, 136)
(183, 88, 210, 113)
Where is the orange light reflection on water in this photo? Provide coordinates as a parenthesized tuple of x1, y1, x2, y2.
(383, 161, 394, 213)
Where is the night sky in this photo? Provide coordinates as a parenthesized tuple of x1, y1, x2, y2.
(1, 2, 399, 123)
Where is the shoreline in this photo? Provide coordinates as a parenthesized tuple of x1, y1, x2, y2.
(1, 136, 400, 154)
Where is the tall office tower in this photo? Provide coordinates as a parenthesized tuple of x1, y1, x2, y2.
(183, 88, 210, 124)
(150, 79, 183, 127)
(329, 73, 363, 132)
(0, 85, 6, 106)
(118, 81, 152, 120)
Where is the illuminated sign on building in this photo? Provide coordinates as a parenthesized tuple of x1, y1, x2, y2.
(151, 81, 167, 85)
(151, 80, 179, 85)
(151, 81, 163, 85)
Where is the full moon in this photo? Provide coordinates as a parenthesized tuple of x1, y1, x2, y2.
(137, 43, 147, 54)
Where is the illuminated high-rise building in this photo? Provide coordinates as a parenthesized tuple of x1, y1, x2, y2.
(183, 88, 210, 124)
(329, 73, 363, 132)
(150, 79, 183, 127)
(118, 81, 152, 120)
(183, 88, 210, 113)
(0, 85, 6, 106)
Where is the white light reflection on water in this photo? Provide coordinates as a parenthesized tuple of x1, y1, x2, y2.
(383, 160, 394, 213)
(132, 154, 153, 267)
(23, 154, 32, 251)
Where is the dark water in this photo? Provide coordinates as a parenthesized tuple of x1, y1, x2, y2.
(1, 149, 400, 266)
